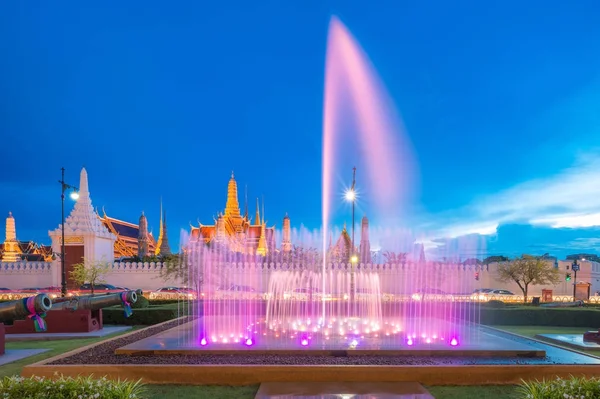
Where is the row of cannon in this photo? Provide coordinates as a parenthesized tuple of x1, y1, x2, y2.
(0, 290, 141, 332)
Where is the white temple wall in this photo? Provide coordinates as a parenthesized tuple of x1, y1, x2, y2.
(103, 262, 165, 290)
(0, 262, 54, 289)
(0, 260, 596, 298)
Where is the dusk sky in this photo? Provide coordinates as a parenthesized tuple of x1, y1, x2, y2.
(1, 1, 600, 260)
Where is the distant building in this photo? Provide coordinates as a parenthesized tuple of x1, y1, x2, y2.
(0, 212, 53, 262)
(99, 209, 158, 259)
(189, 172, 290, 256)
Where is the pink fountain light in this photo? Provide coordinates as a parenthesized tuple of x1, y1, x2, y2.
(322, 15, 417, 244)
(182, 15, 479, 354)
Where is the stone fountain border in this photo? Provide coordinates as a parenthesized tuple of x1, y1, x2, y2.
(20, 318, 600, 386)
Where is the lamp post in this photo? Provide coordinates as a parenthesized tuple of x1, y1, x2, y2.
(345, 167, 357, 302)
(59, 167, 79, 298)
(572, 258, 582, 300)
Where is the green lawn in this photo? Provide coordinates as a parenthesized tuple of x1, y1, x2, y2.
(141, 384, 521, 399)
(491, 325, 595, 338)
(3, 323, 574, 399)
(0, 327, 142, 378)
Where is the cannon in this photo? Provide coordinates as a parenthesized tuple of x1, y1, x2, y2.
(0, 294, 52, 355)
(5, 290, 139, 335)
(0, 294, 52, 332)
(52, 290, 139, 317)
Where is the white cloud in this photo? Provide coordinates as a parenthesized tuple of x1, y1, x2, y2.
(427, 153, 600, 240)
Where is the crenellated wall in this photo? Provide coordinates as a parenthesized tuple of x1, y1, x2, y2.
(1, 260, 598, 298)
(0, 262, 53, 288)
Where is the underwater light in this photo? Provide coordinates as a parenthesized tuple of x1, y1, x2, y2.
(450, 338, 458, 346)
(200, 338, 207, 346)
(244, 338, 254, 346)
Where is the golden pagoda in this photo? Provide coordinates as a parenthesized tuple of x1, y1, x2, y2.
(190, 172, 276, 255)
(0, 212, 53, 262)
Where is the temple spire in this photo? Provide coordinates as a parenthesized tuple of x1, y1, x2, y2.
(225, 172, 241, 217)
(1, 212, 19, 262)
(158, 209, 171, 255)
(138, 212, 149, 258)
(244, 185, 249, 219)
(155, 198, 164, 256)
(255, 197, 260, 226)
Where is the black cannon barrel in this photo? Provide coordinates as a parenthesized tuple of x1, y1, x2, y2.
(51, 290, 138, 312)
(0, 294, 52, 324)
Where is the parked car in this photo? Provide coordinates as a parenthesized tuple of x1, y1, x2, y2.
(78, 283, 122, 293)
(411, 288, 453, 301)
(151, 287, 197, 299)
(282, 288, 334, 301)
(472, 289, 515, 301)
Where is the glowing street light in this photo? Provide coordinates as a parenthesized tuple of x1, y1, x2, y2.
(344, 189, 356, 202)
(58, 167, 79, 298)
(346, 167, 357, 303)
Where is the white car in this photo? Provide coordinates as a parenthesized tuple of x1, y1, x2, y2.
(283, 288, 333, 301)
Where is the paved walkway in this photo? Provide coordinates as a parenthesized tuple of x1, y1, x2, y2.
(0, 349, 49, 366)
(5, 326, 131, 342)
(255, 382, 434, 398)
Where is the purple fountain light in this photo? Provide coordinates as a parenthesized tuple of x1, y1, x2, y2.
(177, 15, 482, 352)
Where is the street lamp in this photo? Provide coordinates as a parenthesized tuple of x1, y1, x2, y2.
(345, 167, 357, 302)
(59, 167, 79, 298)
(572, 258, 583, 300)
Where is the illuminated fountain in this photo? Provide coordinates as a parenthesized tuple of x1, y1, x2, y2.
(179, 16, 479, 351)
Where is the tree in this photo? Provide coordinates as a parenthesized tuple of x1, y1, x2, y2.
(70, 258, 112, 295)
(158, 252, 206, 291)
(495, 255, 560, 303)
(483, 255, 509, 265)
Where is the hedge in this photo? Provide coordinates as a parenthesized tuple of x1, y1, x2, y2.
(103, 305, 187, 325)
(480, 307, 600, 327)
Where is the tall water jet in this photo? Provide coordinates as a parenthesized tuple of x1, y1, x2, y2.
(322, 15, 417, 245)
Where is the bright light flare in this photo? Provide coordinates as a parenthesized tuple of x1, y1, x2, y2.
(70, 191, 79, 200)
(344, 189, 356, 202)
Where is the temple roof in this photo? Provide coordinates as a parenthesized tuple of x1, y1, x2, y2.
(100, 214, 156, 243)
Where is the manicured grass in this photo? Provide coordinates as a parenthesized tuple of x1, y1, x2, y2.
(144, 385, 258, 399)
(142, 385, 521, 399)
(492, 325, 595, 338)
(427, 385, 520, 399)
(1, 327, 142, 378)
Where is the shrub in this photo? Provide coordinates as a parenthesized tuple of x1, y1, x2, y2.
(102, 305, 186, 325)
(132, 295, 150, 309)
(480, 307, 600, 327)
(518, 376, 600, 398)
(0, 374, 145, 399)
(147, 299, 184, 306)
(484, 300, 506, 308)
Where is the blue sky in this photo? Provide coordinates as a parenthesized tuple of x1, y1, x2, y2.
(1, 1, 600, 260)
